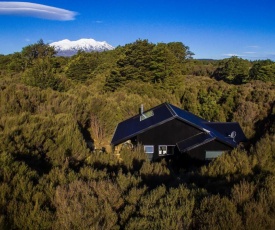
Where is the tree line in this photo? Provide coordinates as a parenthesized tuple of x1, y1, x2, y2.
(0, 39, 274, 229)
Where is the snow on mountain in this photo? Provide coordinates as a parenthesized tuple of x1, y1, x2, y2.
(50, 38, 114, 56)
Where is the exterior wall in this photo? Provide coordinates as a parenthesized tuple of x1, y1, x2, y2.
(130, 118, 233, 161)
(187, 140, 232, 161)
(137, 118, 201, 160)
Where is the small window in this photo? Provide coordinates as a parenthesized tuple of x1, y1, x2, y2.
(158, 145, 175, 156)
(159, 145, 167, 155)
(144, 145, 154, 161)
(140, 110, 154, 121)
(144, 145, 154, 153)
(205, 151, 223, 160)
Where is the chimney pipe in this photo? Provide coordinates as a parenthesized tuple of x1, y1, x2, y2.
(139, 104, 144, 115)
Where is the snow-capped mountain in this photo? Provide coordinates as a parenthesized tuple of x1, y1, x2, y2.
(50, 38, 114, 56)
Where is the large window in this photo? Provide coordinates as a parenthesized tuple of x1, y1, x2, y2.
(205, 151, 223, 160)
(158, 145, 175, 156)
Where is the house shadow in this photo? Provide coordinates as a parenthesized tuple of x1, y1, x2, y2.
(77, 121, 95, 151)
(167, 152, 206, 174)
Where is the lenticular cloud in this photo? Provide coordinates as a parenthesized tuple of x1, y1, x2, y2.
(0, 2, 77, 21)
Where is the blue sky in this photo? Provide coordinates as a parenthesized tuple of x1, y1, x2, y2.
(0, 0, 275, 60)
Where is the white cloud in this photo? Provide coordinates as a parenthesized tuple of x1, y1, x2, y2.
(244, 52, 256, 54)
(0, 2, 77, 21)
(223, 53, 243, 57)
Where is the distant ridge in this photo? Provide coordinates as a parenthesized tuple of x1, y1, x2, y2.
(50, 38, 114, 57)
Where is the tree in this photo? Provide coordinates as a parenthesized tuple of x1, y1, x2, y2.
(212, 56, 251, 84)
(65, 52, 99, 82)
(0, 55, 12, 75)
(118, 39, 155, 82)
(7, 52, 25, 74)
(104, 39, 155, 91)
(167, 42, 194, 61)
(20, 40, 63, 90)
(249, 60, 275, 83)
(54, 180, 120, 229)
(22, 59, 63, 90)
(104, 40, 191, 91)
(194, 195, 242, 230)
(21, 39, 56, 68)
(150, 43, 181, 84)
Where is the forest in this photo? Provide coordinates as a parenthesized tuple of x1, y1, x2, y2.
(0, 39, 275, 229)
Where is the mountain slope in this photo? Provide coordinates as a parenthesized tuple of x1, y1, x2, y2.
(50, 38, 114, 56)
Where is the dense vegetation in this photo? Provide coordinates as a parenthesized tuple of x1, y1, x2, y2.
(0, 39, 275, 229)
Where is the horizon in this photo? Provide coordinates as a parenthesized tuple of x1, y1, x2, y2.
(0, 0, 275, 61)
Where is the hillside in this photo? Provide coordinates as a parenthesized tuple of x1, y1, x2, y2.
(0, 39, 274, 229)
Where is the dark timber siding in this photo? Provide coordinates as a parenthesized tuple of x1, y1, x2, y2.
(137, 118, 201, 159)
(188, 140, 233, 160)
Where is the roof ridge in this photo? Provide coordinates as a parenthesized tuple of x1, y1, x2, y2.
(206, 121, 239, 124)
(165, 102, 177, 117)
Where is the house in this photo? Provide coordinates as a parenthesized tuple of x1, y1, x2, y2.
(111, 103, 247, 161)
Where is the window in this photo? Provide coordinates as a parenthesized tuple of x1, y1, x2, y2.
(158, 145, 175, 156)
(144, 145, 154, 153)
(205, 151, 223, 160)
(140, 110, 154, 121)
(159, 145, 167, 155)
(144, 145, 154, 161)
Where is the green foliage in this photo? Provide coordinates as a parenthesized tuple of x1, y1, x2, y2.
(22, 59, 64, 90)
(21, 39, 56, 68)
(0, 54, 10, 74)
(182, 59, 217, 76)
(105, 39, 190, 91)
(19, 40, 65, 91)
(105, 39, 154, 91)
(251, 134, 275, 173)
(194, 195, 242, 230)
(212, 56, 251, 84)
(7, 53, 25, 74)
(54, 180, 120, 229)
(167, 42, 194, 61)
(0, 152, 53, 229)
(150, 43, 180, 83)
(0, 113, 90, 168)
(249, 59, 275, 82)
(197, 86, 226, 121)
(201, 148, 253, 178)
(0, 39, 275, 229)
(126, 185, 194, 230)
(254, 63, 275, 83)
(65, 52, 100, 82)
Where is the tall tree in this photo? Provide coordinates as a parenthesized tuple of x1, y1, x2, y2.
(65, 52, 99, 82)
(20, 40, 62, 90)
(21, 39, 56, 68)
(104, 40, 192, 91)
(105, 39, 155, 91)
(249, 60, 275, 83)
(212, 56, 251, 84)
(167, 42, 194, 61)
(150, 43, 180, 83)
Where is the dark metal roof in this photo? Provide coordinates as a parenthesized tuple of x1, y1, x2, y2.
(111, 102, 246, 148)
(204, 122, 247, 143)
(111, 103, 174, 145)
(177, 132, 215, 152)
(168, 104, 208, 127)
